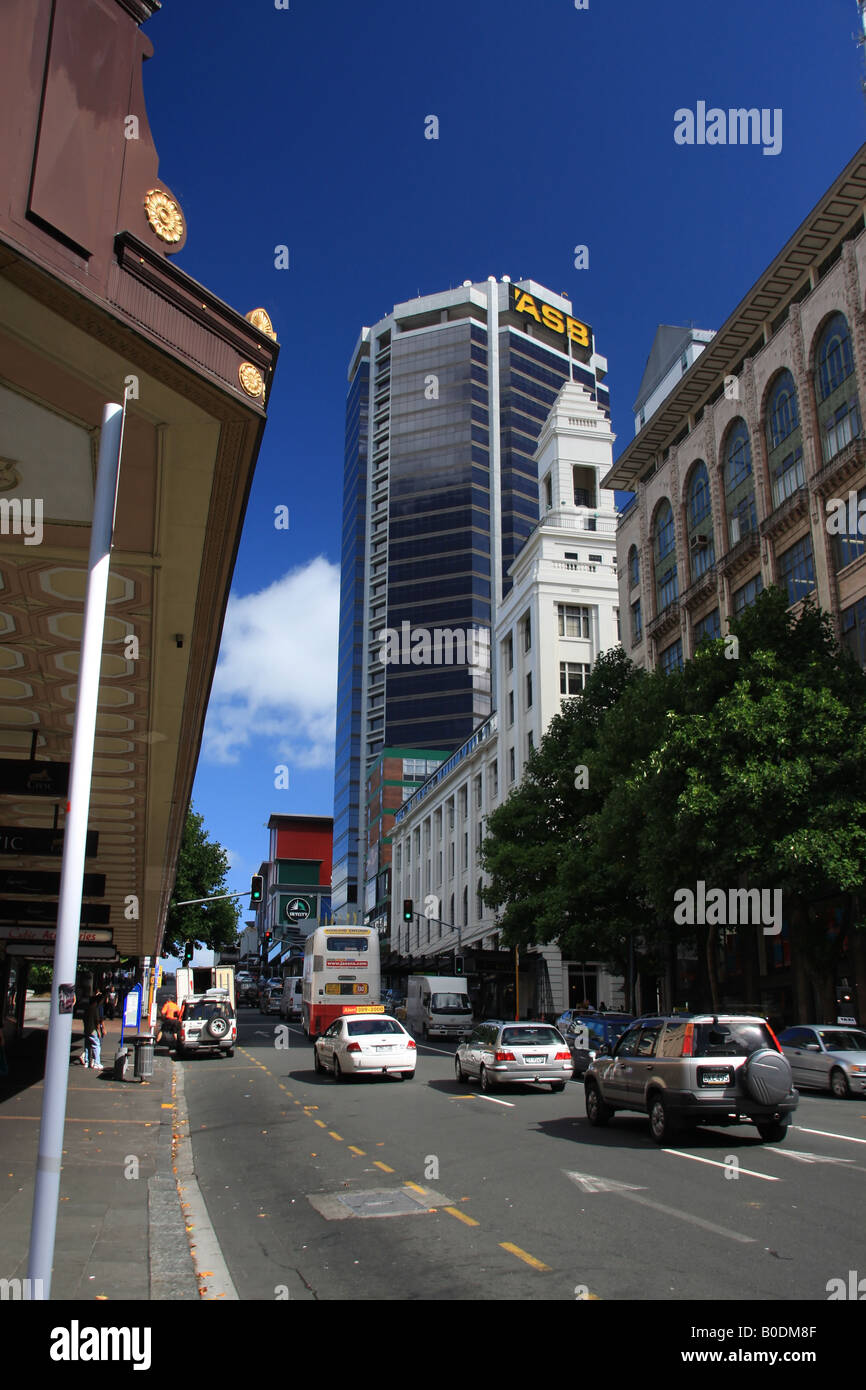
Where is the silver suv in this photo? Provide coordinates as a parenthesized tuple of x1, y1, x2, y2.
(584, 1014, 798, 1144)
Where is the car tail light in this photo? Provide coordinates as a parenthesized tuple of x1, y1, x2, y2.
(765, 1021, 783, 1053)
(495, 1050, 516, 1062)
(554, 1050, 571, 1061)
(407, 1040, 417, 1050)
(346, 1042, 361, 1053)
(682, 1022, 694, 1057)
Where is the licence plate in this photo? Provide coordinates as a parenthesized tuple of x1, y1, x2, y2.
(374, 1045, 396, 1052)
(525, 1054, 545, 1063)
(702, 1071, 732, 1084)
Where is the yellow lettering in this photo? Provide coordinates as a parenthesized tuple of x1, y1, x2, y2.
(567, 317, 591, 348)
(514, 292, 541, 323)
(541, 304, 565, 334)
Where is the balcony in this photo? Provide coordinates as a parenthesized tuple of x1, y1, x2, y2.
(531, 509, 618, 539)
(647, 600, 681, 641)
(680, 565, 718, 611)
(718, 527, 760, 578)
(760, 485, 808, 543)
(811, 435, 866, 500)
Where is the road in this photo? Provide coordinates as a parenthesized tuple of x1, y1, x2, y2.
(177, 1010, 866, 1301)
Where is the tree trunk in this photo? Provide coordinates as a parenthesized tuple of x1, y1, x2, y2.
(705, 924, 721, 1014)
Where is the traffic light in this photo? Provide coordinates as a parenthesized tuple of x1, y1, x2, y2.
(403, 899, 413, 923)
(250, 874, 264, 904)
(454, 954, 464, 976)
(182, 942, 193, 966)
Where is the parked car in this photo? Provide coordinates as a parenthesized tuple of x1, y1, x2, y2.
(455, 1022, 573, 1092)
(778, 1025, 866, 1098)
(565, 1013, 635, 1075)
(176, 990, 237, 1058)
(585, 1013, 798, 1144)
(261, 985, 283, 1015)
(314, 1012, 417, 1081)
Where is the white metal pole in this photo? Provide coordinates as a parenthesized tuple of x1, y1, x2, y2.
(28, 401, 125, 1298)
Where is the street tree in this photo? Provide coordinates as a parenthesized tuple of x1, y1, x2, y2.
(162, 805, 240, 958)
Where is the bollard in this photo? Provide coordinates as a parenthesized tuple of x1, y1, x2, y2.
(112, 1045, 129, 1081)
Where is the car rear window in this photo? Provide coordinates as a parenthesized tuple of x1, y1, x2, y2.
(694, 1021, 775, 1056)
(346, 1019, 404, 1036)
(184, 1002, 233, 1021)
(500, 1026, 562, 1046)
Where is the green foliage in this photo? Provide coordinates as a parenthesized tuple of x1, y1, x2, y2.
(480, 587, 866, 990)
(162, 805, 240, 958)
(28, 963, 53, 995)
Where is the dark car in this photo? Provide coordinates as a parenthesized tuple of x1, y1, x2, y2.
(565, 1013, 635, 1075)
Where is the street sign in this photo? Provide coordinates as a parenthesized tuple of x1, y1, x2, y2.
(0, 926, 113, 944)
(0, 759, 70, 797)
(0, 900, 110, 924)
(5, 943, 119, 961)
(0, 827, 98, 857)
(285, 896, 312, 923)
(0, 869, 105, 896)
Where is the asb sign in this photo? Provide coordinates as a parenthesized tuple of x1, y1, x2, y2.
(509, 285, 592, 350)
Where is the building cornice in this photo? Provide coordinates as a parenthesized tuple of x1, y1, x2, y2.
(604, 143, 866, 492)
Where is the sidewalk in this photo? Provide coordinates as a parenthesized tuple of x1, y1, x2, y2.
(0, 1012, 199, 1300)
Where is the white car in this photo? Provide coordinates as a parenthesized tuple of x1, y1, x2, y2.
(314, 1011, 417, 1081)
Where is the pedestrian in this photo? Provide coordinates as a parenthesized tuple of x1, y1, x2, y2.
(104, 986, 117, 1021)
(83, 992, 103, 1070)
(157, 997, 180, 1049)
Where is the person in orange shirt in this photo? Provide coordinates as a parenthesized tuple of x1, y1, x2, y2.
(157, 998, 180, 1047)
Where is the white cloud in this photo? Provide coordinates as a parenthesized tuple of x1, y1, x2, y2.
(203, 557, 339, 767)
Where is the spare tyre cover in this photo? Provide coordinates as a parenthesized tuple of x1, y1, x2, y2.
(744, 1048, 792, 1105)
(207, 1015, 229, 1039)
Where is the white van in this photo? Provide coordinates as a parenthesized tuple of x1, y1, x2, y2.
(406, 976, 473, 1040)
(280, 977, 303, 1021)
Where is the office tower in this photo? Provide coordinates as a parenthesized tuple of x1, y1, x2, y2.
(332, 277, 609, 913)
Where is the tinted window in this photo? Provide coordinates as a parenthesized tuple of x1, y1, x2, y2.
(780, 1028, 813, 1047)
(636, 1026, 662, 1057)
(346, 1019, 405, 1036)
(325, 937, 369, 953)
(501, 1026, 561, 1046)
(615, 1026, 643, 1057)
(184, 1001, 232, 1021)
(658, 1022, 688, 1057)
(818, 1029, 866, 1051)
(694, 1021, 774, 1057)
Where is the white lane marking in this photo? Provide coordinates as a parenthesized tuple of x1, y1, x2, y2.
(661, 1149, 779, 1181)
(794, 1126, 866, 1145)
(472, 1092, 515, 1107)
(769, 1149, 855, 1167)
(415, 1043, 456, 1056)
(563, 1170, 754, 1244)
(566, 1171, 646, 1193)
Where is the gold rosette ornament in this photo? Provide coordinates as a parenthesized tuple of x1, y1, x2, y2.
(245, 308, 278, 341)
(144, 189, 185, 244)
(238, 363, 265, 399)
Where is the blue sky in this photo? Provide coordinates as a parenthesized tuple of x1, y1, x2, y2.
(140, 0, 866, 933)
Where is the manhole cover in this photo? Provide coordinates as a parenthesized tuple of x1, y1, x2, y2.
(337, 1189, 429, 1218)
(307, 1184, 451, 1221)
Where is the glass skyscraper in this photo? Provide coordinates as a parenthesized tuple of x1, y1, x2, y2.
(331, 278, 609, 913)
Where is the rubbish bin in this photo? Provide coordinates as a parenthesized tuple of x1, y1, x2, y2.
(131, 1034, 154, 1081)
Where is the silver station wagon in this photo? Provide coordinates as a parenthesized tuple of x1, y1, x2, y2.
(455, 1022, 574, 1092)
(584, 1013, 799, 1144)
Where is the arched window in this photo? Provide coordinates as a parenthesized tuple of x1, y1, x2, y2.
(476, 877, 484, 919)
(766, 371, 804, 507)
(685, 461, 715, 579)
(628, 544, 640, 588)
(653, 500, 678, 613)
(462, 885, 469, 927)
(722, 419, 757, 545)
(815, 312, 860, 463)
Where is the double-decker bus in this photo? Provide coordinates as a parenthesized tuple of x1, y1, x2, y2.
(302, 926, 381, 1037)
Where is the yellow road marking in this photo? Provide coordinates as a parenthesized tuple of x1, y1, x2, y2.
(348, 1146, 366, 1156)
(373, 1160, 394, 1173)
(314, 1119, 326, 1128)
(329, 1131, 343, 1141)
(405, 1181, 427, 1194)
(444, 1206, 479, 1227)
(500, 1242, 550, 1271)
